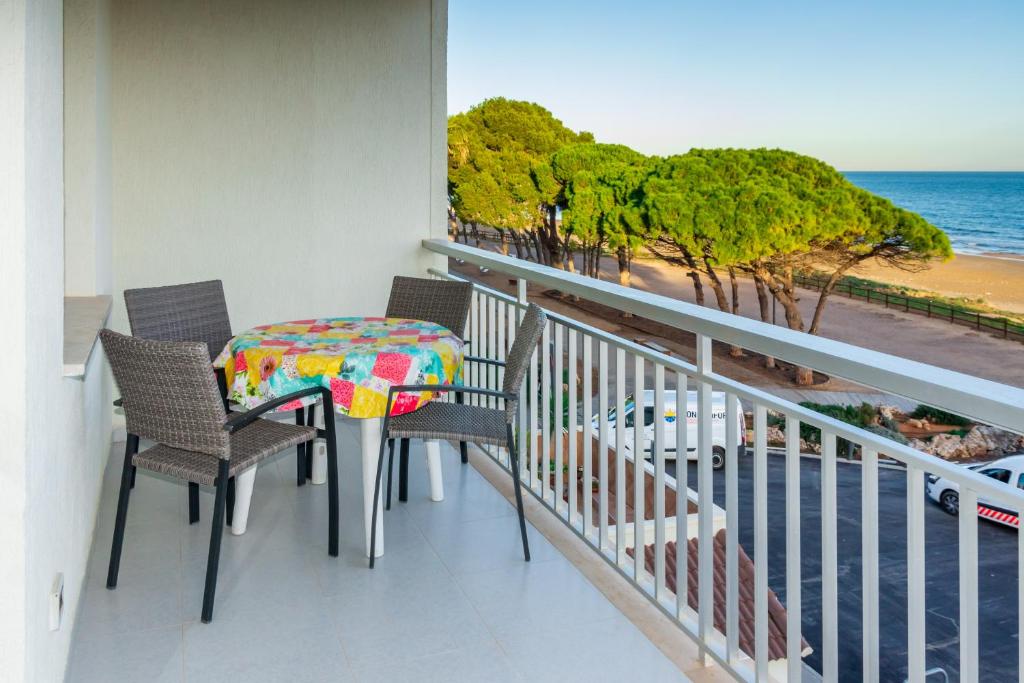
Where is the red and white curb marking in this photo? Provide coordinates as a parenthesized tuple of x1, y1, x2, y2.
(977, 504, 1019, 527)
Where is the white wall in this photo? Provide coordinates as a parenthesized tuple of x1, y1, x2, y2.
(64, 0, 112, 296)
(1, 0, 445, 678)
(0, 1, 31, 678)
(0, 1, 114, 680)
(110, 0, 449, 337)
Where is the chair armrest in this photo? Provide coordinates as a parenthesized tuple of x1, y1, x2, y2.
(224, 387, 325, 434)
(387, 384, 516, 402)
(464, 355, 506, 367)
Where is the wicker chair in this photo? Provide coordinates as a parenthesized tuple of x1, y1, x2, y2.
(123, 280, 316, 522)
(369, 303, 548, 567)
(99, 330, 339, 623)
(384, 276, 476, 506)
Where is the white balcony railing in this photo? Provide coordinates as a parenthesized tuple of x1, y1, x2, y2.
(422, 238, 1024, 683)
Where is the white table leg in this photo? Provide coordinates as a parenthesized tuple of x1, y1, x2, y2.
(425, 439, 445, 502)
(229, 464, 257, 536)
(311, 403, 328, 485)
(361, 417, 384, 558)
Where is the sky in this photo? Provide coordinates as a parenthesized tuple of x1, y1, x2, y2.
(448, 1, 1024, 171)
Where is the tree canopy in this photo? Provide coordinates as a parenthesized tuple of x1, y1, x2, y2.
(447, 98, 592, 263)
(447, 100, 952, 382)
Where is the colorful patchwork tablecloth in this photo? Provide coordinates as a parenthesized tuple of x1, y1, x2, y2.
(213, 317, 464, 419)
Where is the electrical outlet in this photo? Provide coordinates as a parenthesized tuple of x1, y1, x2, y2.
(49, 573, 64, 631)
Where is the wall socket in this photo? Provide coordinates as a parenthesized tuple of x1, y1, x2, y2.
(49, 573, 64, 631)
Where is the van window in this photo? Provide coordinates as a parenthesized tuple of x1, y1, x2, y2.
(624, 406, 656, 428)
(1017, 473, 1024, 490)
(980, 467, 1012, 484)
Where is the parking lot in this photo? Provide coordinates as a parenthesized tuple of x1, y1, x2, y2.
(675, 453, 1019, 682)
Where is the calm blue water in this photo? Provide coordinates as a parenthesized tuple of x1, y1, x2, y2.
(843, 172, 1024, 255)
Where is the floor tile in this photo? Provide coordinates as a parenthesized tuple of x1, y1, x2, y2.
(499, 616, 689, 682)
(455, 557, 622, 640)
(66, 625, 184, 683)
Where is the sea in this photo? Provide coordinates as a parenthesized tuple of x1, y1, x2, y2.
(843, 172, 1024, 256)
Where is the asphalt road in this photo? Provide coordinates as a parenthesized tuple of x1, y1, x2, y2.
(673, 453, 1019, 682)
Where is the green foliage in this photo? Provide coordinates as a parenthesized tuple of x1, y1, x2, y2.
(549, 143, 650, 256)
(909, 405, 972, 426)
(797, 401, 878, 445)
(863, 424, 908, 445)
(447, 98, 591, 231)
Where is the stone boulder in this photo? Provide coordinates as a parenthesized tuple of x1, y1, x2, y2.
(961, 426, 1024, 457)
(766, 425, 786, 445)
(878, 405, 903, 422)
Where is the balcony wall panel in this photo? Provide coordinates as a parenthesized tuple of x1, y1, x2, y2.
(110, 0, 448, 332)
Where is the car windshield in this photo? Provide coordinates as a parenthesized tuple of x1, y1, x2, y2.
(979, 467, 1012, 484)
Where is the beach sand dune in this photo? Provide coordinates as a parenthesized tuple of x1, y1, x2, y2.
(852, 253, 1024, 315)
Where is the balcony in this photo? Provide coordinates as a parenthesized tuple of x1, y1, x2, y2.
(7, 3, 1023, 680)
(64, 239, 1024, 682)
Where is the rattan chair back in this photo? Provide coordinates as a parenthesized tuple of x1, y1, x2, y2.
(100, 329, 229, 457)
(385, 276, 474, 339)
(502, 304, 547, 419)
(124, 280, 232, 361)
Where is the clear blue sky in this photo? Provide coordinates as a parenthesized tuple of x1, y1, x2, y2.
(448, 1, 1023, 171)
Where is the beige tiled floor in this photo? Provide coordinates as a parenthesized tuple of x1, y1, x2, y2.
(67, 419, 690, 682)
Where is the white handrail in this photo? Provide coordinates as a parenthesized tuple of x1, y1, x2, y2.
(424, 238, 1024, 434)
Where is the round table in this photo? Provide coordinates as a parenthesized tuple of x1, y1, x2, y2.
(214, 317, 464, 555)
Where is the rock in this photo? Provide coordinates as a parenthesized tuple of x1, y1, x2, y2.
(926, 433, 969, 460)
(878, 405, 903, 422)
(766, 425, 786, 445)
(961, 426, 1024, 457)
(906, 418, 927, 430)
(799, 438, 820, 455)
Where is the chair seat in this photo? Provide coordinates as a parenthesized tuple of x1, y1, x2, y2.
(387, 401, 508, 447)
(134, 419, 316, 486)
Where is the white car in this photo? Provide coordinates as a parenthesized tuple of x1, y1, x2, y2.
(926, 454, 1024, 528)
(593, 390, 745, 470)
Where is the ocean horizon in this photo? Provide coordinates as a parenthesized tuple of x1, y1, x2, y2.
(844, 171, 1024, 256)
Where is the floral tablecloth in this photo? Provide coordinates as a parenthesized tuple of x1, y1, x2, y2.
(213, 317, 464, 419)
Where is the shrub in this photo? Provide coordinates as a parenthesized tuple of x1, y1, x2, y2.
(909, 405, 971, 426)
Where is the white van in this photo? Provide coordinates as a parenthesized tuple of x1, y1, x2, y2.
(595, 390, 745, 470)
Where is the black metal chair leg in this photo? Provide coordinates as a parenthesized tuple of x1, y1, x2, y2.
(201, 459, 230, 623)
(386, 438, 395, 510)
(188, 482, 200, 524)
(322, 398, 340, 557)
(456, 391, 468, 464)
(296, 407, 307, 487)
(398, 439, 410, 503)
(107, 435, 139, 589)
(130, 465, 136, 489)
(506, 425, 531, 562)
(368, 421, 390, 569)
(225, 477, 235, 527)
(305, 405, 315, 479)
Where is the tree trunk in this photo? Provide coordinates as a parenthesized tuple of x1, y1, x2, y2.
(808, 265, 854, 335)
(702, 258, 742, 356)
(752, 273, 775, 369)
(529, 230, 545, 265)
(470, 222, 481, 249)
(544, 206, 564, 269)
(754, 264, 812, 384)
(680, 249, 704, 306)
(495, 228, 509, 256)
(616, 245, 631, 288)
(728, 267, 740, 315)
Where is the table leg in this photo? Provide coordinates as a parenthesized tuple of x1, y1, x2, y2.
(424, 439, 445, 502)
(229, 464, 257, 536)
(311, 402, 327, 485)
(361, 417, 384, 558)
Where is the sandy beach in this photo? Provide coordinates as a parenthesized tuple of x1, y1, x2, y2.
(852, 252, 1024, 315)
